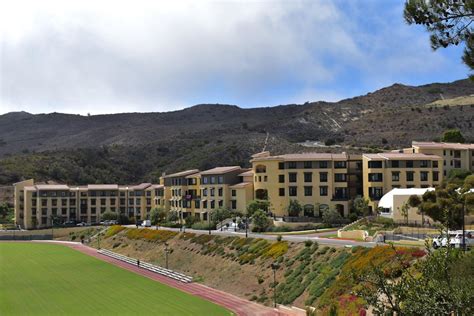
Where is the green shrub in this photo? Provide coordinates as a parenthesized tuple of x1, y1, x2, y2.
(276, 235, 282, 242)
(305, 240, 313, 247)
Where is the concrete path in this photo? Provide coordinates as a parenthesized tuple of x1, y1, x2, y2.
(32, 241, 289, 316)
(126, 225, 378, 248)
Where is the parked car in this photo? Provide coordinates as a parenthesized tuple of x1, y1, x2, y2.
(141, 220, 151, 227)
(109, 220, 118, 225)
(63, 221, 76, 227)
(76, 222, 91, 227)
(432, 230, 474, 249)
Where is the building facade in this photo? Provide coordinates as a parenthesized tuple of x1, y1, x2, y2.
(13, 141, 472, 229)
(362, 152, 443, 211)
(250, 151, 363, 217)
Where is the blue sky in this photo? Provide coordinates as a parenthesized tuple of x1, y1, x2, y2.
(0, 0, 468, 115)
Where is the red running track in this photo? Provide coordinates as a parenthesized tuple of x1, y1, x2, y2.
(40, 241, 289, 316)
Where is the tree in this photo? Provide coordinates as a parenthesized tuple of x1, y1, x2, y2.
(210, 207, 232, 223)
(252, 209, 271, 232)
(322, 207, 343, 226)
(246, 200, 270, 217)
(287, 200, 302, 217)
(150, 207, 166, 225)
(356, 244, 473, 315)
(404, 0, 474, 78)
(352, 197, 370, 216)
(398, 201, 410, 225)
(0, 203, 14, 223)
(408, 194, 424, 224)
(415, 180, 474, 229)
(100, 211, 118, 221)
(166, 211, 179, 223)
(441, 129, 466, 143)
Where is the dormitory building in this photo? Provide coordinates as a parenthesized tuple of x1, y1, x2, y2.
(14, 141, 474, 229)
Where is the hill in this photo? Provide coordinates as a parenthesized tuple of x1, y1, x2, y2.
(0, 78, 473, 185)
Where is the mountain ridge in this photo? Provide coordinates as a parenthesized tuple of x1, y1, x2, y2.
(0, 78, 473, 185)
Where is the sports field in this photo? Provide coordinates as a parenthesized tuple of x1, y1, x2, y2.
(0, 243, 230, 315)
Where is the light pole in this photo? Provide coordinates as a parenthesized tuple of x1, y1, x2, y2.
(245, 214, 248, 238)
(208, 210, 212, 235)
(462, 197, 466, 252)
(271, 262, 279, 308)
(164, 242, 170, 269)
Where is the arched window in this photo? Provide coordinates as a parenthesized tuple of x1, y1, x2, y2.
(303, 204, 314, 217)
(255, 189, 268, 200)
(335, 204, 345, 217)
(255, 165, 267, 173)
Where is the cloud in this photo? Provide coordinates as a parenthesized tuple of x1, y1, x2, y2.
(0, 0, 467, 115)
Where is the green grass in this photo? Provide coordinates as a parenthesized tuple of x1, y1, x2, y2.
(0, 243, 231, 315)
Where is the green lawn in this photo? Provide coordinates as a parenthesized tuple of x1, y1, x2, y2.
(0, 243, 231, 315)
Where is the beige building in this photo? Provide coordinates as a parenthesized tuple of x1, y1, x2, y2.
(13, 180, 164, 229)
(250, 151, 363, 217)
(14, 141, 472, 229)
(410, 142, 474, 177)
(362, 152, 443, 211)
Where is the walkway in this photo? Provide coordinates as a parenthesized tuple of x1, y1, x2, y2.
(126, 225, 378, 248)
(35, 241, 289, 316)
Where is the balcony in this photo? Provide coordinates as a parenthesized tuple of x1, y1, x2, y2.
(332, 195, 349, 201)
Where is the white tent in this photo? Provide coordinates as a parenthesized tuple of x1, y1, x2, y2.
(378, 188, 435, 217)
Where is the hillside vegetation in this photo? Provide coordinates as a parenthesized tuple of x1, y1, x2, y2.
(95, 227, 425, 314)
(1, 79, 473, 185)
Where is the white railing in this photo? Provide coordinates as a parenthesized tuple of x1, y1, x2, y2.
(98, 248, 193, 283)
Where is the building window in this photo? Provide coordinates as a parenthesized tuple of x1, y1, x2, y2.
(218, 176, 224, 184)
(195, 200, 200, 208)
(278, 162, 285, 170)
(203, 177, 208, 184)
(420, 171, 429, 182)
(264, 176, 268, 182)
(319, 186, 328, 196)
(210, 177, 216, 184)
(210, 188, 215, 196)
(304, 172, 312, 182)
(335, 173, 347, 182)
(392, 172, 400, 182)
(334, 161, 346, 169)
(433, 161, 438, 168)
(288, 161, 297, 169)
(320, 172, 328, 182)
(368, 173, 383, 182)
(289, 186, 297, 196)
(279, 174, 285, 183)
(289, 173, 297, 182)
(210, 200, 215, 208)
(218, 188, 223, 196)
(101, 198, 106, 206)
(391, 160, 399, 168)
(279, 188, 285, 196)
(231, 200, 237, 209)
(420, 160, 429, 168)
(303, 161, 312, 168)
(406, 160, 414, 168)
(203, 201, 208, 209)
(454, 150, 461, 158)
(406, 171, 414, 182)
(91, 199, 97, 206)
(231, 190, 236, 197)
(304, 186, 312, 196)
(454, 160, 461, 168)
(368, 187, 383, 200)
(368, 161, 382, 168)
(433, 171, 439, 182)
(203, 188, 208, 196)
(319, 161, 328, 168)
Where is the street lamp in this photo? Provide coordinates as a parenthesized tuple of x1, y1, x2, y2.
(208, 210, 212, 235)
(271, 262, 280, 308)
(245, 214, 248, 238)
(164, 242, 170, 269)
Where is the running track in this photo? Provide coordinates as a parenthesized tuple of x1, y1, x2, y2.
(33, 241, 293, 316)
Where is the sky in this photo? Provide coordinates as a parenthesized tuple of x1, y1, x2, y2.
(0, 0, 469, 115)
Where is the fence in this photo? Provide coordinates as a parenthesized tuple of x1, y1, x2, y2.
(0, 232, 53, 240)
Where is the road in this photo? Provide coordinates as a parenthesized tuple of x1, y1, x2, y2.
(124, 225, 379, 248)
